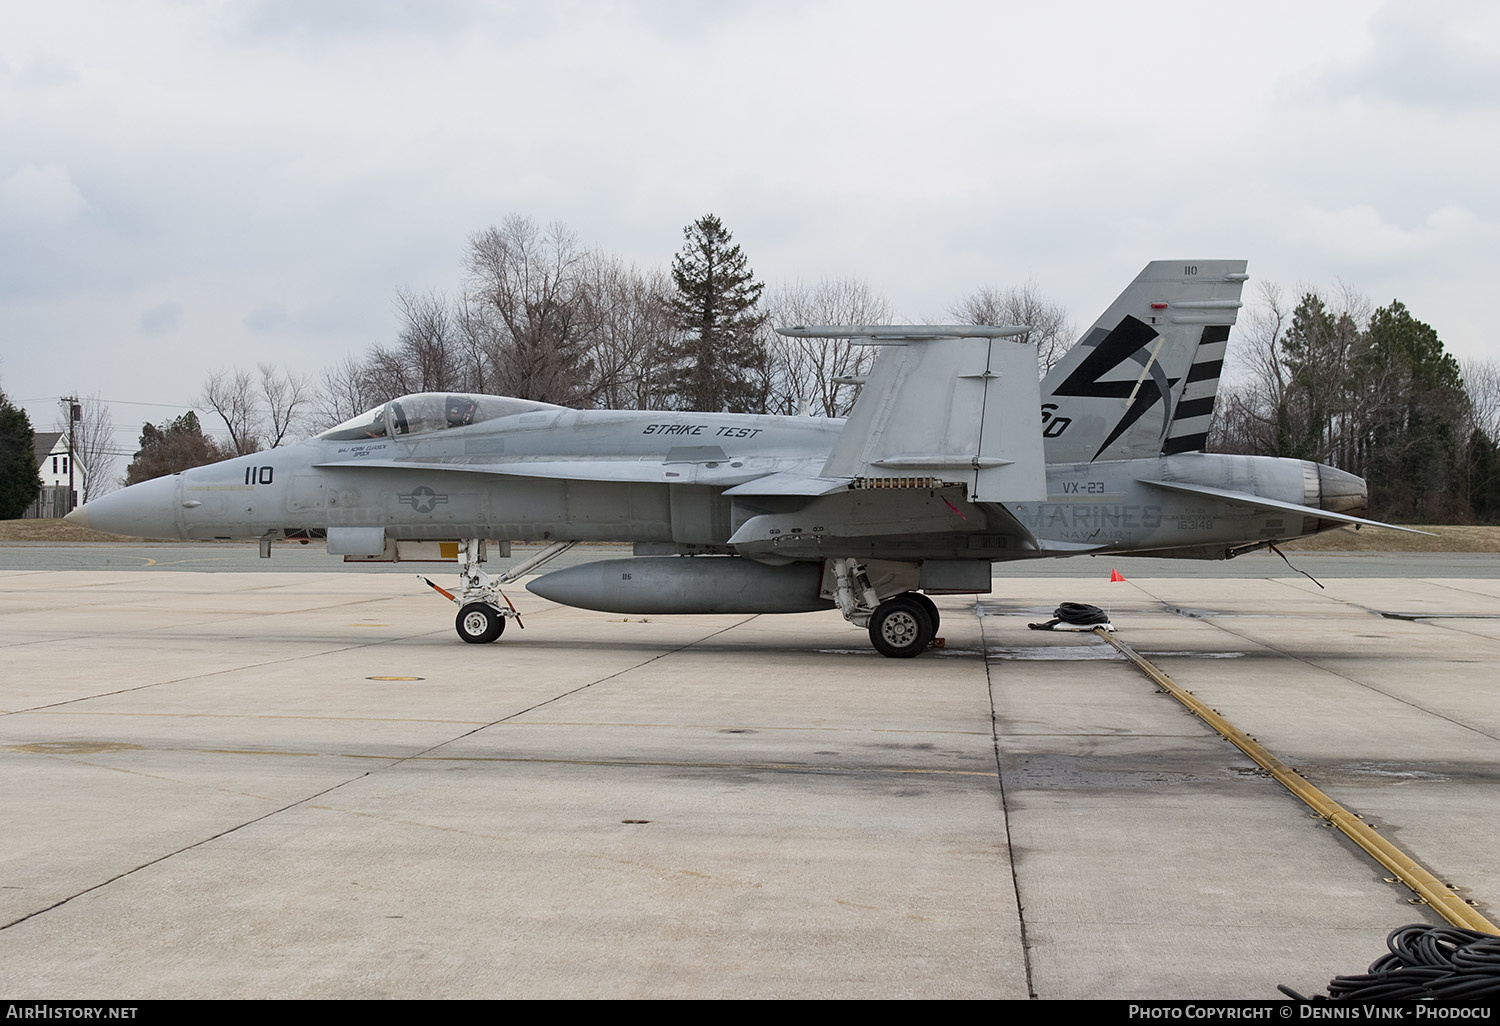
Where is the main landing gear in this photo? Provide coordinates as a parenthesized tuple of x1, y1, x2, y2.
(830, 558, 941, 659)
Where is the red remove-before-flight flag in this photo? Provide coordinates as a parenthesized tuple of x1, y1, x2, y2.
(1110, 569, 1125, 582)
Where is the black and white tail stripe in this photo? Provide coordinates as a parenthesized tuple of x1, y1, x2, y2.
(1162, 325, 1229, 455)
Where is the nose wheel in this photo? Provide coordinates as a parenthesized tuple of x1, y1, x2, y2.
(456, 602, 505, 644)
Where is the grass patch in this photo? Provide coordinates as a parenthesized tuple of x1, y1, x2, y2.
(1278, 524, 1500, 553)
(0, 519, 165, 543)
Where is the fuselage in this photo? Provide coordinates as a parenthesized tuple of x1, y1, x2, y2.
(72, 403, 1367, 562)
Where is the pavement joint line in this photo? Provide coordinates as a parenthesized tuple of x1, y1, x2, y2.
(340, 752, 996, 775)
(0, 630, 446, 716)
(1092, 625, 1500, 936)
(1370, 617, 1500, 649)
(11, 743, 995, 777)
(0, 771, 374, 934)
(0, 595, 402, 653)
(1284, 575, 1500, 632)
(1220, 621, 1500, 745)
(1422, 579, 1500, 602)
(978, 610, 1038, 1000)
(1121, 579, 1500, 746)
(362, 615, 766, 771)
(16, 709, 989, 735)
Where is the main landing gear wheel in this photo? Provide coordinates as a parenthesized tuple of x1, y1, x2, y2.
(456, 602, 504, 644)
(911, 592, 940, 634)
(868, 595, 936, 659)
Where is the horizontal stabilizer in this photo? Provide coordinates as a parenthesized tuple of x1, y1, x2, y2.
(1142, 479, 1432, 533)
(778, 324, 1029, 342)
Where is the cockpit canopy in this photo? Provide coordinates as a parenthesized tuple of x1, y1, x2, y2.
(318, 393, 561, 441)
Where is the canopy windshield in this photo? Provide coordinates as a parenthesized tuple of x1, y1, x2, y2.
(318, 393, 560, 441)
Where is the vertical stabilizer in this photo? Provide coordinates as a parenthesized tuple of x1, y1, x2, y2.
(1040, 260, 1246, 463)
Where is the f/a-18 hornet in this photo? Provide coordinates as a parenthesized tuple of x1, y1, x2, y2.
(70, 260, 1405, 657)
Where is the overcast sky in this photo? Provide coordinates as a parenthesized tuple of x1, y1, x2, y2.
(2, 0, 1496, 455)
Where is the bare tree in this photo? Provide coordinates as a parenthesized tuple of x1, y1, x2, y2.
(1458, 356, 1500, 520)
(259, 363, 313, 448)
(949, 278, 1074, 375)
(202, 364, 316, 451)
(1461, 357, 1500, 443)
(1212, 281, 1291, 455)
(585, 259, 676, 410)
(326, 218, 703, 414)
(312, 355, 382, 430)
(764, 277, 889, 416)
(465, 216, 601, 406)
(358, 289, 472, 400)
(201, 368, 262, 455)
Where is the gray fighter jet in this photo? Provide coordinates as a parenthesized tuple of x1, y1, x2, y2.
(68, 260, 1405, 657)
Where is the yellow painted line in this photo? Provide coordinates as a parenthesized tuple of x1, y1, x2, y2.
(1093, 627, 1499, 935)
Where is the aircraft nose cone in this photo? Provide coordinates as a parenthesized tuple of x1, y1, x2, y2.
(66, 475, 184, 539)
(1317, 465, 1368, 517)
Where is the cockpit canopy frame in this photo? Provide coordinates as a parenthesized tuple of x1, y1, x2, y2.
(318, 392, 562, 441)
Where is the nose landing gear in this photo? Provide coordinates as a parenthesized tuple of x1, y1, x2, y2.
(421, 539, 579, 644)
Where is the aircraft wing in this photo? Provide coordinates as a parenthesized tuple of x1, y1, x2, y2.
(1142, 479, 1431, 533)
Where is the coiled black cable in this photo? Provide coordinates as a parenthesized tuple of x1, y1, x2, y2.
(1281, 923, 1500, 1001)
(1026, 602, 1111, 631)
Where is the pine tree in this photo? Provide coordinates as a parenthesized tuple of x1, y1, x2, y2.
(1354, 301, 1467, 519)
(1278, 293, 1361, 463)
(664, 214, 768, 412)
(0, 390, 42, 519)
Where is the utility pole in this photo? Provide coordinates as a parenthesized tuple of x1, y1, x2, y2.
(61, 396, 80, 513)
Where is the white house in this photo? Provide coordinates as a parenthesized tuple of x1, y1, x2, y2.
(27, 431, 75, 518)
